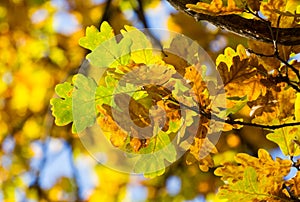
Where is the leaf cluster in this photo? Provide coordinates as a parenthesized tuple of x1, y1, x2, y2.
(49, 0, 300, 201)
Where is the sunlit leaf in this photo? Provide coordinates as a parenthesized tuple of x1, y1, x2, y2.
(87, 36, 132, 68)
(267, 118, 300, 157)
(134, 129, 177, 177)
(72, 74, 98, 133)
(216, 149, 293, 201)
(285, 171, 300, 199)
(120, 25, 162, 64)
(218, 56, 256, 85)
(218, 95, 248, 118)
(215, 149, 291, 184)
(295, 93, 300, 121)
(186, 0, 244, 16)
(50, 74, 98, 133)
(261, 0, 293, 27)
(50, 82, 74, 126)
(79, 22, 115, 51)
(218, 167, 288, 201)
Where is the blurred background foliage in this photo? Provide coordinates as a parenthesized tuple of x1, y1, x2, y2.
(0, 0, 267, 201)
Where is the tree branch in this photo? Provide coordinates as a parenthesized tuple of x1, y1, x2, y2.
(166, 0, 300, 46)
(179, 103, 300, 130)
(224, 117, 300, 130)
(67, 138, 82, 202)
(136, 0, 150, 29)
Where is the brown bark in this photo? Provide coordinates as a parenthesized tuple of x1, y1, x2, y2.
(167, 0, 300, 46)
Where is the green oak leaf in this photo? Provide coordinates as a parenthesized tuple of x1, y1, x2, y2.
(95, 75, 148, 108)
(50, 82, 74, 126)
(95, 75, 117, 107)
(136, 155, 166, 178)
(50, 74, 98, 134)
(266, 118, 300, 157)
(218, 167, 290, 202)
(79, 21, 115, 51)
(218, 167, 264, 201)
(120, 25, 162, 64)
(134, 126, 178, 177)
(87, 36, 132, 68)
(72, 74, 98, 133)
(95, 86, 114, 107)
(218, 95, 248, 118)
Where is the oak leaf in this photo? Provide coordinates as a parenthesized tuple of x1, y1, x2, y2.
(217, 167, 291, 202)
(79, 21, 115, 51)
(184, 65, 210, 107)
(50, 82, 73, 127)
(218, 56, 256, 85)
(186, 0, 244, 16)
(266, 118, 300, 157)
(215, 149, 293, 201)
(285, 172, 300, 199)
(96, 105, 128, 147)
(50, 74, 98, 133)
(188, 137, 217, 172)
(215, 149, 291, 183)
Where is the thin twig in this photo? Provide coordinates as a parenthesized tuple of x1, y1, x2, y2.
(247, 48, 300, 92)
(29, 108, 53, 201)
(67, 138, 82, 202)
(134, 0, 166, 54)
(99, 0, 113, 27)
(224, 117, 300, 130)
(200, 107, 300, 130)
(136, 0, 150, 29)
(245, 12, 300, 92)
(99, 89, 300, 130)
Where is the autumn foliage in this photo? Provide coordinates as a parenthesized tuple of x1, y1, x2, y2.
(1, 0, 300, 201)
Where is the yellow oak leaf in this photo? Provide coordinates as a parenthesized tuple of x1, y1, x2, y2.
(261, 0, 297, 27)
(285, 172, 300, 199)
(215, 149, 292, 183)
(295, 93, 300, 121)
(96, 105, 128, 147)
(236, 149, 292, 181)
(188, 136, 218, 171)
(216, 44, 248, 67)
(218, 56, 256, 85)
(215, 45, 267, 101)
(184, 65, 210, 107)
(186, 0, 244, 16)
(130, 137, 142, 152)
(215, 149, 293, 201)
(217, 167, 292, 202)
(218, 59, 264, 101)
